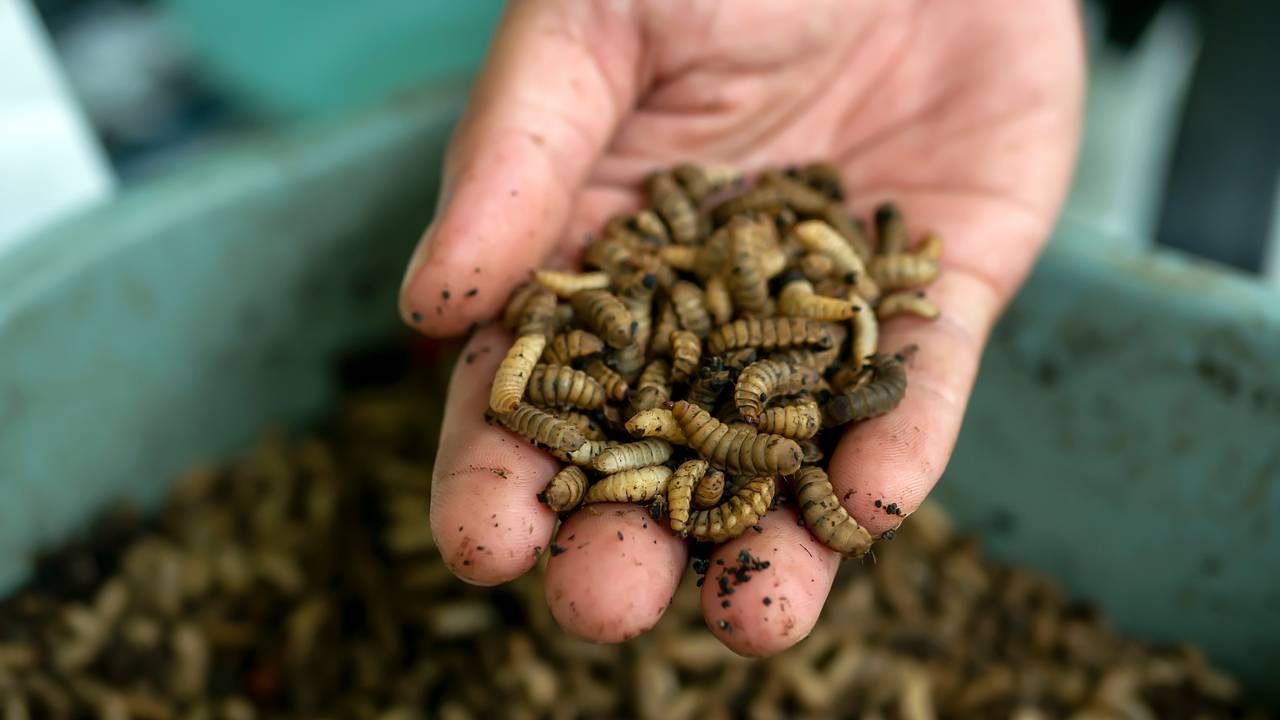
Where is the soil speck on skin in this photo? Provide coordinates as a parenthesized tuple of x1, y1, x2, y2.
(464, 352, 477, 365)
(466, 288, 478, 297)
(442, 289, 451, 301)
(476, 546, 485, 551)
(533, 546, 542, 558)
(457, 526, 464, 532)
(752, 525, 764, 533)
(717, 619, 732, 633)
(549, 544, 567, 557)
(721, 599, 731, 608)
(881, 528, 897, 541)
(883, 502, 903, 517)
(411, 311, 422, 323)
(715, 550, 770, 598)
(462, 560, 470, 566)
(474, 266, 481, 274)
(763, 597, 772, 606)
(617, 531, 625, 541)
(874, 499, 882, 508)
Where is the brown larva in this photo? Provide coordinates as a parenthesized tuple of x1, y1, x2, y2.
(538, 466, 588, 512)
(570, 289, 635, 349)
(787, 161, 845, 202)
(703, 274, 734, 326)
(792, 466, 872, 557)
(733, 358, 824, 422)
(705, 317, 835, 356)
(692, 468, 726, 509)
(778, 275, 856, 321)
(632, 209, 672, 245)
(822, 353, 907, 427)
(495, 403, 586, 453)
(544, 329, 605, 366)
(791, 220, 880, 301)
(550, 410, 609, 441)
(798, 439, 824, 464)
(592, 439, 674, 474)
(647, 171, 700, 244)
(869, 254, 940, 291)
(916, 231, 943, 261)
(584, 466, 674, 504)
(613, 271, 659, 381)
(673, 162, 744, 204)
(581, 234, 636, 277)
(630, 357, 671, 413)
(516, 288, 559, 340)
(666, 459, 707, 533)
(525, 364, 606, 410)
(649, 301, 678, 356)
(669, 330, 702, 383)
(624, 408, 687, 444)
(874, 202, 909, 256)
(533, 269, 611, 298)
(828, 362, 874, 396)
(754, 397, 822, 440)
(849, 292, 878, 371)
(489, 334, 547, 414)
(669, 280, 712, 338)
(685, 357, 734, 410)
(583, 358, 629, 402)
(684, 476, 776, 543)
(711, 173, 831, 223)
(502, 281, 540, 330)
(877, 290, 941, 321)
(670, 400, 803, 476)
(727, 216, 773, 316)
(818, 205, 874, 262)
(799, 252, 836, 282)
(553, 438, 619, 466)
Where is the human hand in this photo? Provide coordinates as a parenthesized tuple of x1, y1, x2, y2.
(400, 0, 1084, 655)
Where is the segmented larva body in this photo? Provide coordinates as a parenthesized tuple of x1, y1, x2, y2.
(584, 466, 673, 504)
(553, 439, 618, 466)
(849, 293, 878, 370)
(788, 161, 846, 202)
(673, 162, 743, 204)
(630, 358, 671, 413)
(874, 202, 909, 256)
(877, 290, 940, 321)
(671, 401, 803, 476)
(592, 438, 674, 474)
(692, 468, 726, 509)
(791, 220, 880, 301)
(582, 235, 637, 276)
(734, 359, 824, 422)
(684, 476, 776, 543)
(754, 397, 822, 440)
(631, 209, 671, 245)
(685, 358, 734, 410)
(495, 403, 586, 453)
(705, 317, 834, 356)
(818, 206, 874, 263)
(613, 271, 658, 381)
(533, 270, 611, 298)
(823, 353, 907, 427)
(793, 466, 872, 557)
(657, 244, 698, 272)
(649, 302, 678, 356)
(812, 277, 850, 300)
(916, 232, 943, 261)
(525, 364, 606, 410)
(502, 282, 540, 330)
(727, 216, 772, 316)
(798, 439, 824, 465)
(799, 253, 836, 282)
(778, 276, 856, 321)
(647, 171, 699, 244)
(712, 174, 831, 224)
(669, 330, 702, 383)
(666, 459, 707, 533)
(828, 363, 874, 395)
(516, 289, 558, 340)
(544, 330, 605, 365)
(583, 358, 629, 402)
(551, 410, 608, 441)
(869, 254, 940, 291)
(538, 466, 588, 512)
(669, 280, 711, 338)
(570, 289, 635, 349)
(703, 274, 734, 325)
(490, 334, 548, 414)
(624, 408, 687, 444)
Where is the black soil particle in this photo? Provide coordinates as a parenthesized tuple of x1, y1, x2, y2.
(617, 531, 625, 541)
(874, 499, 882, 508)
(442, 289, 451, 300)
(715, 550, 771, 598)
(721, 599, 731, 608)
(763, 597, 773, 606)
(881, 528, 897, 541)
(883, 503, 903, 517)
(466, 288, 478, 297)
(549, 544, 567, 557)
(411, 311, 422, 323)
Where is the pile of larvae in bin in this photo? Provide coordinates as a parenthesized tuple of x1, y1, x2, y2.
(486, 161, 941, 557)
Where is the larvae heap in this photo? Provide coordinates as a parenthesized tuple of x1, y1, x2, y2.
(488, 162, 942, 558)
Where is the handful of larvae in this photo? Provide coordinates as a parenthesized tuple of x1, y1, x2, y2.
(487, 162, 941, 559)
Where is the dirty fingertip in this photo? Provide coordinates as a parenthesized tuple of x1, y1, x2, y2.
(701, 506, 839, 656)
(545, 503, 687, 643)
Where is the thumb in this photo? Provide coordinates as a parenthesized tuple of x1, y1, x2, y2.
(400, 1, 641, 336)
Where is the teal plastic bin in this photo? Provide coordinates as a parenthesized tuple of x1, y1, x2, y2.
(2, 84, 1277, 696)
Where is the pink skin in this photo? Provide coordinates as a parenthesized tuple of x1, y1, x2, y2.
(407, 0, 1085, 653)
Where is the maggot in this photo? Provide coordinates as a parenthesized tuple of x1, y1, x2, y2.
(584, 358, 629, 402)
(624, 408, 687, 444)
(544, 330, 605, 365)
(552, 439, 619, 466)
(669, 330, 702, 383)
(630, 358, 672, 413)
(613, 271, 658, 381)
(734, 358, 825, 421)
(489, 334, 547, 414)
(787, 161, 845, 201)
(726, 216, 775, 316)
(822, 353, 907, 427)
(570, 289, 635, 349)
(693, 468, 726, 509)
(705, 317, 834, 356)
(649, 301, 678, 356)
(647, 171, 700, 244)
(778, 274, 856, 321)
(791, 220, 880, 301)
(584, 466, 674, 504)
(502, 281, 541, 330)
(754, 397, 822, 440)
(869, 254, 940, 291)
(494, 403, 586, 453)
(670, 400, 803, 476)
(550, 410, 609, 441)
(592, 439, 674, 474)
(877, 290, 940, 321)
(684, 476, 776, 543)
(874, 202, 909, 256)
(538, 466, 588, 512)
(667, 459, 707, 533)
(703, 274, 734, 325)
(525, 364, 606, 410)
(849, 292, 877, 371)
(533, 270, 611, 298)
(669, 280, 712, 338)
(516, 288, 559, 340)
(792, 466, 872, 557)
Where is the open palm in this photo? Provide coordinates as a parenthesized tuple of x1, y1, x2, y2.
(401, 0, 1083, 655)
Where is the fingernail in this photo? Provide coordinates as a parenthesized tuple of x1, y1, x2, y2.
(399, 222, 436, 321)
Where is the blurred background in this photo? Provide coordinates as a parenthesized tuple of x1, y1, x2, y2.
(3, 0, 1278, 279)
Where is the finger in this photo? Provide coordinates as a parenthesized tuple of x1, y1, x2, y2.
(400, 0, 642, 336)
(828, 264, 1003, 537)
(545, 503, 688, 643)
(429, 324, 559, 585)
(700, 505, 840, 656)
